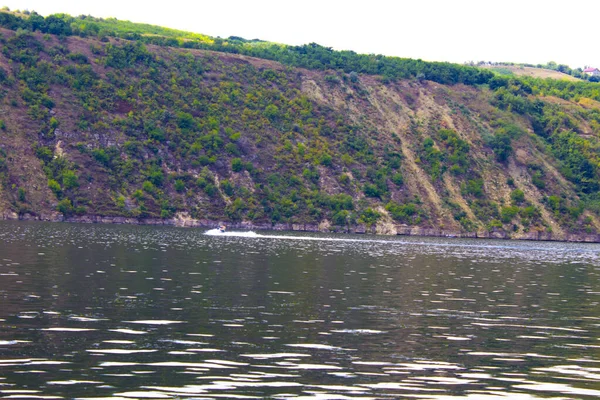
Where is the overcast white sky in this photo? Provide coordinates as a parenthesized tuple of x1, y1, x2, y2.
(2, 0, 598, 69)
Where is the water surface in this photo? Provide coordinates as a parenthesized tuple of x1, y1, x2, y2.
(1, 221, 600, 399)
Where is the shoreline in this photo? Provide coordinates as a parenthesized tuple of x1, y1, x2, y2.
(2, 211, 600, 244)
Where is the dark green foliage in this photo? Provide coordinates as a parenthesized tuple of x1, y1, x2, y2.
(231, 157, 243, 172)
(391, 173, 404, 186)
(489, 133, 512, 162)
(221, 180, 234, 196)
(363, 183, 381, 198)
(511, 189, 525, 204)
(92, 148, 110, 166)
(203, 183, 217, 197)
(302, 168, 319, 184)
(264, 104, 279, 121)
(62, 170, 79, 190)
(463, 179, 484, 198)
(438, 129, 470, 175)
(421, 137, 443, 179)
(324, 193, 353, 212)
(105, 42, 152, 69)
(550, 131, 598, 193)
(500, 206, 519, 223)
(142, 180, 155, 193)
(176, 111, 195, 130)
(35, 145, 53, 163)
(386, 201, 421, 224)
(359, 208, 380, 225)
(471, 199, 499, 223)
(57, 198, 73, 215)
(174, 179, 185, 192)
(18, 187, 26, 202)
(331, 210, 350, 225)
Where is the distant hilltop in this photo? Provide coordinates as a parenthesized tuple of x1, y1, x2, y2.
(469, 61, 600, 82)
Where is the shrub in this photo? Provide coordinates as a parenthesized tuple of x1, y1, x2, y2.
(231, 157, 243, 172)
(62, 170, 79, 190)
(142, 180, 155, 193)
(510, 189, 525, 203)
(338, 174, 350, 186)
(225, 142, 240, 155)
(391, 173, 404, 186)
(174, 179, 185, 192)
(489, 133, 512, 162)
(48, 179, 61, 196)
(319, 153, 333, 167)
(359, 208, 380, 225)
(488, 219, 503, 230)
(332, 210, 350, 225)
(221, 180, 234, 196)
(57, 198, 73, 215)
(204, 183, 217, 197)
(386, 201, 417, 223)
(363, 183, 380, 198)
(463, 179, 484, 197)
(531, 171, 545, 189)
(264, 104, 279, 120)
(132, 189, 144, 200)
(500, 206, 520, 223)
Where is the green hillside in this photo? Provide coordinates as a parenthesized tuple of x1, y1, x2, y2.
(1, 11, 600, 241)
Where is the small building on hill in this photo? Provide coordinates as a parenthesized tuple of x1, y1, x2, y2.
(584, 67, 600, 76)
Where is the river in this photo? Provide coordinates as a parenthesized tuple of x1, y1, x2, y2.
(1, 220, 600, 399)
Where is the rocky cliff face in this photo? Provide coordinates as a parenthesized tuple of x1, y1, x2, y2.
(0, 28, 598, 241)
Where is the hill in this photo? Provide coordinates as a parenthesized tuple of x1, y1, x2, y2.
(481, 65, 581, 81)
(1, 11, 600, 242)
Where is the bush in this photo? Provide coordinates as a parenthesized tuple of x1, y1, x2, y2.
(510, 189, 525, 204)
(48, 179, 61, 196)
(463, 179, 484, 197)
(142, 180, 155, 193)
(359, 208, 380, 225)
(488, 219, 503, 230)
(231, 157, 243, 172)
(489, 133, 512, 162)
(391, 173, 404, 186)
(62, 170, 79, 190)
(221, 180, 234, 196)
(332, 210, 350, 225)
(264, 104, 279, 120)
(386, 201, 419, 224)
(363, 183, 380, 198)
(132, 189, 144, 200)
(204, 183, 217, 197)
(57, 198, 73, 215)
(501, 206, 520, 223)
(174, 179, 185, 192)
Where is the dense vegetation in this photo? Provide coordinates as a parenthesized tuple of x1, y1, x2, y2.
(0, 9, 599, 239)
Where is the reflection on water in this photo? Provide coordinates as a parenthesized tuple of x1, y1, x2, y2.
(0, 220, 600, 399)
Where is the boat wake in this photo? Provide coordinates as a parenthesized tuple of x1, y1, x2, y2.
(204, 229, 260, 238)
(202, 229, 599, 256)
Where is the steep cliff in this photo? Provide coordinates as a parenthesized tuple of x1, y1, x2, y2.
(1, 26, 599, 241)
